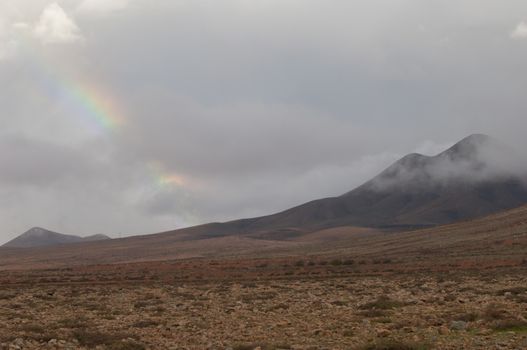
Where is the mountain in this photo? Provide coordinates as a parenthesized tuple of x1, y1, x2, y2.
(220, 134, 527, 233)
(3, 134, 526, 253)
(2, 227, 111, 248)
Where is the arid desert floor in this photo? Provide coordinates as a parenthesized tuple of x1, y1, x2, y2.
(1, 260, 527, 350)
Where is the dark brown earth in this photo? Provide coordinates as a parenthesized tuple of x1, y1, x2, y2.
(1, 205, 527, 349)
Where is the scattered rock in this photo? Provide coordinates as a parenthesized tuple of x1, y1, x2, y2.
(450, 321, 468, 331)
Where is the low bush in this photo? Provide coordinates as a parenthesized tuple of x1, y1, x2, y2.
(483, 303, 508, 320)
(330, 259, 343, 266)
(232, 343, 293, 350)
(491, 319, 527, 332)
(359, 339, 431, 350)
(72, 330, 137, 348)
(360, 295, 406, 310)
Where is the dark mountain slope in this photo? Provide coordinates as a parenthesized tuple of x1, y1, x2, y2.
(4, 134, 525, 249)
(223, 134, 527, 232)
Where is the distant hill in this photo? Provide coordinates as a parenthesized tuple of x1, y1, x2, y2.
(2, 133, 527, 266)
(1, 203, 527, 270)
(2, 227, 111, 248)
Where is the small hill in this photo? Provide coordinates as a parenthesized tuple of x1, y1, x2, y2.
(2, 227, 111, 248)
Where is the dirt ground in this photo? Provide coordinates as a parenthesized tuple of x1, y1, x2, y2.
(1, 259, 527, 350)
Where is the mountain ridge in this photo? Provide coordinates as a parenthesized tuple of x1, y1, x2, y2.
(4, 134, 526, 246)
(3, 227, 111, 248)
(213, 134, 527, 233)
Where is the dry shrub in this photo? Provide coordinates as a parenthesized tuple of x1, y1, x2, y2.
(491, 319, 527, 332)
(232, 343, 292, 350)
(454, 311, 478, 322)
(360, 295, 406, 310)
(359, 339, 431, 350)
(359, 309, 388, 318)
(483, 303, 508, 320)
(72, 330, 138, 348)
(496, 287, 527, 296)
(108, 340, 146, 350)
(0, 291, 16, 300)
(57, 317, 91, 329)
(132, 320, 160, 328)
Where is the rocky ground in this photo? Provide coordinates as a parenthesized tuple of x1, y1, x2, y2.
(1, 266, 527, 350)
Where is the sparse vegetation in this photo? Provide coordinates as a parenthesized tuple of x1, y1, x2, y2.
(359, 339, 431, 350)
(360, 295, 406, 310)
(73, 330, 138, 348)
(1, 258, 527, 349)
(483, 303, 508, 320)
(454, 312, 478, 322)
(330, 259, 343, 266)
(491, 319, 527, 332)
(18, 324, 45, 333)
(132, 319, 160, 328)
(232, 343, 293, 350)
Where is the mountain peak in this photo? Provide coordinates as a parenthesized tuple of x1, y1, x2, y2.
(3, 228, 110, 248)
(461, 133, 493, 142)
(439, 133, 497, 160)
(378, 134, 497, 179)
(359, 133, 527, 195)
(24, 227, 50, 236)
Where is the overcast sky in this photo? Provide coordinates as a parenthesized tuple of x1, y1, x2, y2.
(1, 0, 527, 243)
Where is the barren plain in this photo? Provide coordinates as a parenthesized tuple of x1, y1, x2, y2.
(1, 206, 527, 349)
(1, 261, 527, 350)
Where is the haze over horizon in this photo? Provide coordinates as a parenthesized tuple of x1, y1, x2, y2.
(1, 0, 527, 244)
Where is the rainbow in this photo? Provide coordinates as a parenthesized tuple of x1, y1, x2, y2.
(23, 40, 192, 190)
(157, 173, 186, 187)
(148, 162, 187, 188)
(20, 40, 125, 134)
(37, 70, 126, 133)
(63, 80, 125, 132)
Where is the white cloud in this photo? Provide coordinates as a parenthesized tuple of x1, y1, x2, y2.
(77, 0, 129, 16)
(414, 140, 455, 156)
(0, 39, 17, 61)
(0, 18, 17, 60)
(511, 21, 527, 39)
(13, 22, 30, 30)
(34, 3, 82, 44)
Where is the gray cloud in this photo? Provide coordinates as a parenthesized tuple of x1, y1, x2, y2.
(511, 22, 527, 39)
(0, 134, 94, 186)
(1, 0, 527, 243)
(368, 135, 527, 192)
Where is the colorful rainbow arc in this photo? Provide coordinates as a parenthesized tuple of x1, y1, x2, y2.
(64, 81, 125, 131)
(148, 162, 188, 188)
(25, 40, 187, 189)
(20, 39, 125, 133)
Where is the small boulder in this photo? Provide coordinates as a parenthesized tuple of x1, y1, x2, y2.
(450, 320, 468, 331)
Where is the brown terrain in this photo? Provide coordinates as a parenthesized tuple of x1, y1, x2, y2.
(2, 135, 527, 349)
(1, 205, 527, 350)
(1, 203, 527, 271)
